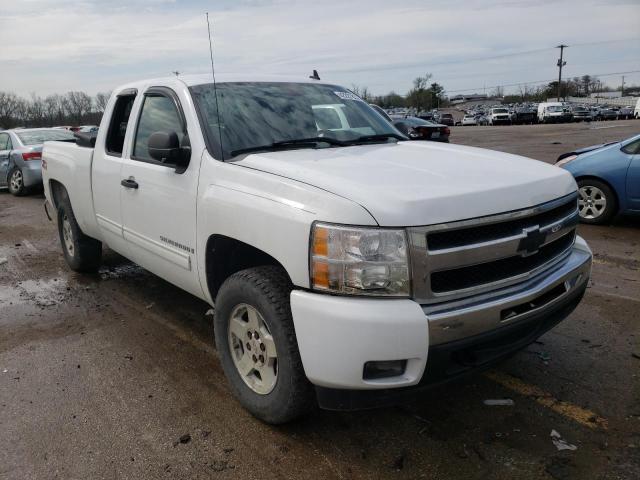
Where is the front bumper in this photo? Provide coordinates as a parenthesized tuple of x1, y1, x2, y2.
(290, 238, 591, 409)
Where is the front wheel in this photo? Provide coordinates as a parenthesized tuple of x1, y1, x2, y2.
(214, 266, 314, 424)
(577, 179, 617, 225)
(8, 168, 26, 196)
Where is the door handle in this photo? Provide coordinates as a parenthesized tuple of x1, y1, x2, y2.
(121, 178, 139, 189)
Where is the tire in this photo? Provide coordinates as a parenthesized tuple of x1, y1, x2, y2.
(57, 194, 102, 272)
(8, 167, 26, 196)
(214, 266, 314, 424)
(577, 179, 617, 225)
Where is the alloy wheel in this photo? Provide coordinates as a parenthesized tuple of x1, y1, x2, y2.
(578, 185, 607, 220)
(227, 303, 278, 395)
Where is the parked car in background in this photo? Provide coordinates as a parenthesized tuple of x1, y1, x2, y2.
(488, 107, 511, 125)
(390, 115, 450, 142)
(556, 134, 640, 224)
(510, 108, 537, 125)
(594, 108, 618, 121)
(635, 98, 640, 119)
(570, 106, 592, 122)
(538, 102, 572, 123)
(476, 114, 490, 126)
(617, 106, 634, 120)
(0, 128, 74, 195)
(461, 114, 478, 126)
(77, 125, 100, 133)
(52, 126, 73, 130)
(438, 113, 454, 126)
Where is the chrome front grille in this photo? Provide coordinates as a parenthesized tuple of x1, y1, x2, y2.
(408, 193, 579, 304)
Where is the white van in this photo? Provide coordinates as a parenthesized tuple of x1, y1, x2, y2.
(538, 102, 572, 123)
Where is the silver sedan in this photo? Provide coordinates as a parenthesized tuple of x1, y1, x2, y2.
(0, 128, 74, 195)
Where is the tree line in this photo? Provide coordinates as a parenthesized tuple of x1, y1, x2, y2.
(1, 73, 632, 129)
(0, 91, 110, 129)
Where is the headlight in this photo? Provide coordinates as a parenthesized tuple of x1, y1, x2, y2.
(310, 223, 410, 297)
(556, 154, 577, 167)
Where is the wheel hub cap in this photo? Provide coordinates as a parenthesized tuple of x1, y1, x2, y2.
(578, 186, 606, 219)
(228, 303, 278, 395)
(10, 170, 22, 191)
(62, 215, 74, 257)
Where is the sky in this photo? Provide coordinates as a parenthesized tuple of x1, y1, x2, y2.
(0, 0, 639, 97)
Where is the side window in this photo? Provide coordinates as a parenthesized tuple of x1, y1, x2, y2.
(0, 133, 9, 150)
(621, 139, 640, 155)
(133, 95, 184, 162)
(106, 94, 136, 157)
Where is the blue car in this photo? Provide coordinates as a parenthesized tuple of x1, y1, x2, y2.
(556, 134, 640, 224)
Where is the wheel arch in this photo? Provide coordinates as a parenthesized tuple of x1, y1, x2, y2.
(205, 234, 293, 302)
(48, 179, 69, 210)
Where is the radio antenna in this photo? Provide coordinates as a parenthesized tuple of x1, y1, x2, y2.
(206, 12, 224, 160)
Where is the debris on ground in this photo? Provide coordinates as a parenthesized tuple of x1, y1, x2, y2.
(0, 257, 7, 266)
(550, 430, 577, 451)
(391, 451, 406, 470)
(178, 434, 191, 444)
(538, 351, 551, 363)
(631, 353, 640, 360)
(546, 457, 577, 480)
(483, 399, 514, 406)
(145, 303, 154, 309)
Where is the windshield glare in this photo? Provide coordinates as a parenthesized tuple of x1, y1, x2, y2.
(190, 82, 402, 159)
(16, 129, 74, 145)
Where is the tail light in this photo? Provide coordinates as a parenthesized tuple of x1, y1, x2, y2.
(442, 127, 450, 135)
(22, 152, 42, 161)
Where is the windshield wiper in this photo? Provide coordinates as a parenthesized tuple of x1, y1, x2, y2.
(230, 137, 346, 157)
(344, 133, 406, 144)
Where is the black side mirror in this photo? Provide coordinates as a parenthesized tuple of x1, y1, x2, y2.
(148, 131, 190, 173)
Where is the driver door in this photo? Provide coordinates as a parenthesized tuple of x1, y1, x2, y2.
(119, 87, 203, 298)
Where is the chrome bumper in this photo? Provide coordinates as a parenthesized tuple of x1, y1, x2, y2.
(423, 236, 591, 346)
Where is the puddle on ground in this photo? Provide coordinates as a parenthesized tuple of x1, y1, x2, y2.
(98, 263, 146, 280)
(0, 277, 69, 308)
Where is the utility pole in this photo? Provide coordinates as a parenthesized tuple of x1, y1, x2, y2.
(556, 44, 567, 101)
(621, 75, 625, 96)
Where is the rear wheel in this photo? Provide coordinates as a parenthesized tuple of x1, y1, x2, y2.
(577, 179, 617, 225)
(8, 168, 26, 196)
(214, 266, 314, 424)
(57, 195, 102, 272)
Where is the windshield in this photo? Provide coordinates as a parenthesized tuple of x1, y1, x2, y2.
(16, 129, 75, 145)
(492, 108, 508, 114)
(190, 82, 402, 159)
(547, 106, 564, 112)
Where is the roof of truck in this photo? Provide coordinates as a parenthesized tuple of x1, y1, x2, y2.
(114, 73, 332, 93)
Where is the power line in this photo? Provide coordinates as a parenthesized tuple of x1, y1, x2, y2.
(445, 70, 640, 94)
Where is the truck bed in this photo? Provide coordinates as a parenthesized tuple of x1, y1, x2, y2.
(42, 141, 100, 239)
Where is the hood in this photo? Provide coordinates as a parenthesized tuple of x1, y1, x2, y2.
(235, 142, 577, 226)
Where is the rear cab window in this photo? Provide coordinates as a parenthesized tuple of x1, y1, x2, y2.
(106, 91, 137, 157)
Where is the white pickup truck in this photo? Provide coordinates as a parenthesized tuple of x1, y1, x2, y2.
(42, 74, 592, 424)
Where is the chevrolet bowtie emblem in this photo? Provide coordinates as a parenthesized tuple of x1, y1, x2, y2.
(517, 226, 546, 257)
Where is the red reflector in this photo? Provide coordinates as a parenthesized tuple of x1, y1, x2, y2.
(22, 152, 42, 161)
(443, 127, 450, 135)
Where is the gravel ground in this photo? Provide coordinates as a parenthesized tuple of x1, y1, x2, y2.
(0, 120, 639, 479)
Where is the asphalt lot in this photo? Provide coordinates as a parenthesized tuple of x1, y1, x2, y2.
(1, 120, 639, 480)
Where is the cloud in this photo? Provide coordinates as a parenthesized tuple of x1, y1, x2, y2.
(0, 0, 638, 96)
